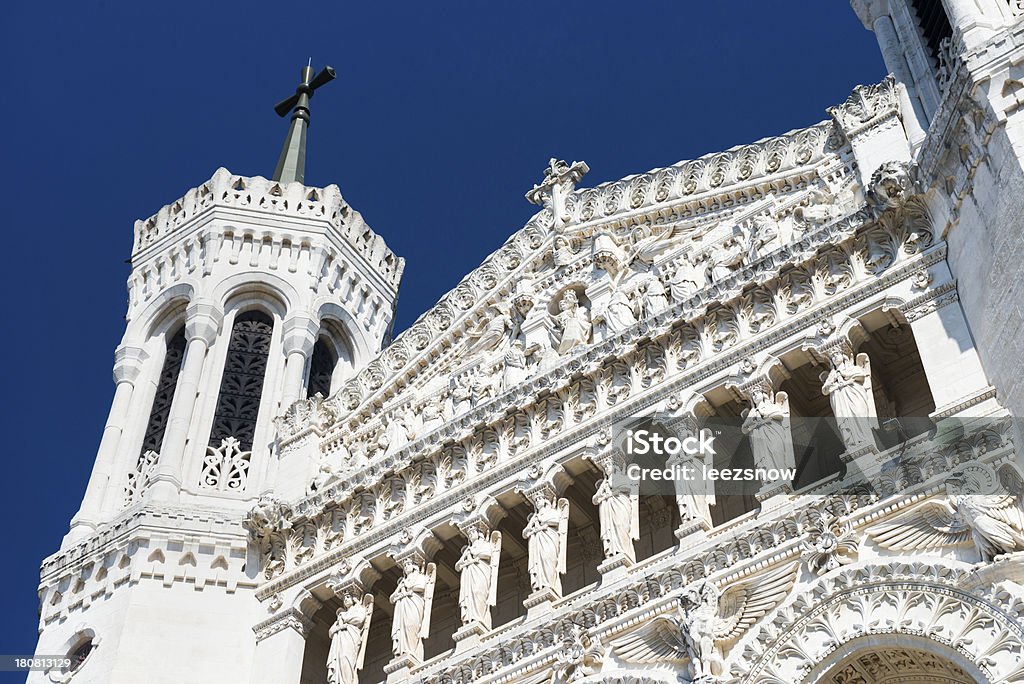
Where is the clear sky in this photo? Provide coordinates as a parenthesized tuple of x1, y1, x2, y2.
(0, 0, 885, 660)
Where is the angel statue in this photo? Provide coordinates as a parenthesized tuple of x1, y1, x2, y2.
(870, 470, 1024, 562)
(593, 477, 639, 561)
(554, 290, 591, 355)
(820, 351, 877, 451)
(741, 389, 796, 475)
(523, 495, 570, 594)
(326, 592, 374, 684)
(466, 305, 516, 357)
(455, 526, 502, 627)
(611, 563, 798, 679)
(389, 559, 436, 661)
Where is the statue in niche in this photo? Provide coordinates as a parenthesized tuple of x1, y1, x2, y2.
(593, 477, 639, 561)
(502, 339, 529, 391)
(522, 495, 569, 593)
(326, 592, 374, 684)
(741, 389, 795, 474)
(554, 290, 591, 354)
(638, 274, 670, 318)
(389, 558, 436, 660)
(597, 281, 638, 335)
(820, 350, 877, 451)
(669, 451, 714, 530)
(455, 526, 502, 627)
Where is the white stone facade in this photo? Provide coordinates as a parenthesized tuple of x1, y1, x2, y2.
(31, 2, 1024, 683)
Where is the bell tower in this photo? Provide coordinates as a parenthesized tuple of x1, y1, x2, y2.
(851, 0, 1024, 423)
(34, 64, 403, 684)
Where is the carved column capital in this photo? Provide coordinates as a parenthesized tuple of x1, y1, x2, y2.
(281, 313, 321, 358)
(253, 607, 314, 643)
(184, 300, 224, 345)
(112, 344, 149, 384)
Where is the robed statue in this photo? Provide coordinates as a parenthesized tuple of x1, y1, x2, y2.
(741, 389, 796, 475)
(522, 496, 570, 594)
(593, 477, 639, 561)
(455, 527, 502, 627)
(820, 350, 877, 451)
(327, 593, 374, 684)
(389, 559, 437, 661)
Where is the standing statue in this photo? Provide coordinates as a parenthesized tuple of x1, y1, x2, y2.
(554, 290, 591, 354)
(389, 559, 436, 661)
(450, 377, 473, 417)
(502, 339, 528, 391)
(639, 275, 671, 318)
(741, 389, 796, 475)
(668, 451, 715, 530)
(600, 283, 638, 334)
(454, 527, 502, 627)
(593, 477, 639, 561)
(522, 496, 570, 594)
(326, 593, 374, 684)
(820, 351, 877, 451)
(419, 396, 444, 436)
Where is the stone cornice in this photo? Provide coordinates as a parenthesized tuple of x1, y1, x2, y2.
(131, 167, 404, 290)
(310, 115, 850, 453)
(40, 502, 248, 582)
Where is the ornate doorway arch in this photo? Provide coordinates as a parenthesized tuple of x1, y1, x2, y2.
(807, 635, 982, 683)
(733, 561, 1024, 684)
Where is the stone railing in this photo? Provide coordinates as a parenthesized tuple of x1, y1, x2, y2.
(131, 167, 403, 289)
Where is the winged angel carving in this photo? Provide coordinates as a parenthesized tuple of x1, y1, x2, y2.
(612, 563, 798, 680)
(869, 469, 1024, 562)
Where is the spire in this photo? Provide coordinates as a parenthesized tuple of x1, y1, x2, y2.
(272, 62, 336, 185)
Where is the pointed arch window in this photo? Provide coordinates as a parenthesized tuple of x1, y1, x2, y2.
(307, 338, 336, 399)
(208, 311, 274, 452)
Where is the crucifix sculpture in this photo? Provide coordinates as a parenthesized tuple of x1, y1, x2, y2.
(272, 62, 337, 185)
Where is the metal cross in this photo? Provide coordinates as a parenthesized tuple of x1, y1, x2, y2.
(272, 62, 337, 184)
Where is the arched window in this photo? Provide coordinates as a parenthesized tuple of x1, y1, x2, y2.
(140, 327, 187, 455)
(307, 338, 336, 398)
(208, 311, 274, 452)
(125, 326, 186, 506)
(909, 0, 953, 66)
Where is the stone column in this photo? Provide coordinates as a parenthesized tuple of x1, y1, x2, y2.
(149, 301, 222, 501)
(250, 610, 312, 684)
(872, 14, 928, 144)
(279, 314, 320, 412)
(905, 296, 992, 415)
(65, 344, 148, 543)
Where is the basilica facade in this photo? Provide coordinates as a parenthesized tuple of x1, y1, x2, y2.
(30, 1, 1024, 683)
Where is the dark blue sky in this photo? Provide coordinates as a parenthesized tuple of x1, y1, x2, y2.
(0, 0, 884, 660)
